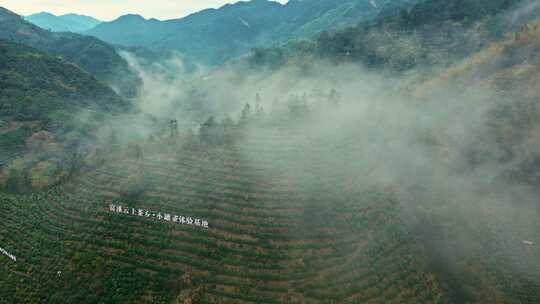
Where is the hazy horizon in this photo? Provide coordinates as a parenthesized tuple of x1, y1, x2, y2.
(3, 0, 289, 21)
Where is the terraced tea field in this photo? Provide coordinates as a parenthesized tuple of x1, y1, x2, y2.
(0, 129, 537, 303)
(0, 125, 31, 167)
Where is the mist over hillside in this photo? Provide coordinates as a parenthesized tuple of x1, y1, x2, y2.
(0, 0, 539, 303)
(81, 2, 540, 300)
(0, 40, 127, 192)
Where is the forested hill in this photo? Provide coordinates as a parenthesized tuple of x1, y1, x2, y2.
(85, 0, 418, 65)
(244, 0, 536, 71)
(0, 7, 140, 98)
(0, 40, 125, 192)
(0, 40, 126, 121)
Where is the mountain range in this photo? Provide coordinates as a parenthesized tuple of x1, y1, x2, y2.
(85, 0, 419, 65)
(25, 12, 101, 33)
(15, 0, 419, 66)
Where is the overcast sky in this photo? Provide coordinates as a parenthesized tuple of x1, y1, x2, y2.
(2, 0, 288, 21)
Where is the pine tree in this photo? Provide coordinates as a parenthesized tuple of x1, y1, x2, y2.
(239, 103, 252, 126)
(200, 116, 217, 144)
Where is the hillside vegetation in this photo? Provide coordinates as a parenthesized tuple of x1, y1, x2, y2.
(245, 0, 535, 72)
(0, 7, 139, 98)
(412, 19, 540, 182)
(0, 129, 449, 303)
(0, 40, 126, 192)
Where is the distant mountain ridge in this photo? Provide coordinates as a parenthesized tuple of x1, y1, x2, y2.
(85, 0, 419, 65)
(25, 12, 101, 33)
(0, 7, 140, 97)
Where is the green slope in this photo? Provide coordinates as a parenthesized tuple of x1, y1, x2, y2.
(0, 7, 140, 98)
(0, 40, 125, 120)
(0, 40, 126, 192)
(0, 130, 449, 303)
